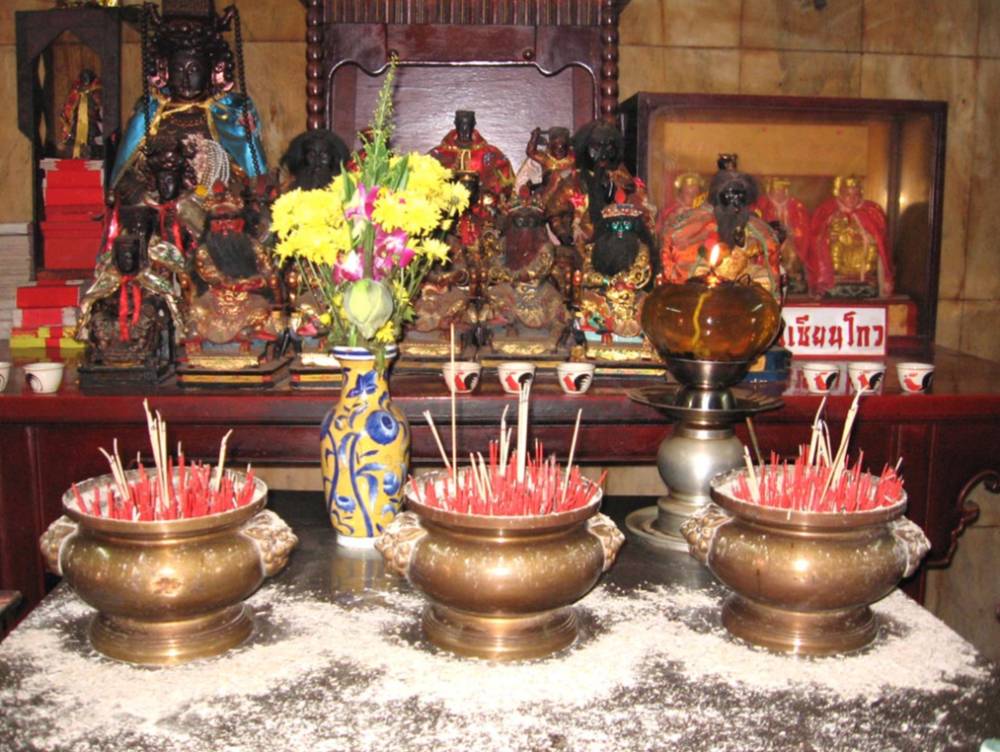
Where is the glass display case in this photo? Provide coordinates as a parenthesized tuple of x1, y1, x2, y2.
(621, 93, 947, 357)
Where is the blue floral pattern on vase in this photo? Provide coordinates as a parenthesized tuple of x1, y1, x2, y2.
(320, 346, 409, 544)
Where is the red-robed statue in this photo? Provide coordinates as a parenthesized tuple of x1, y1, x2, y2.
(755, 176, 813, 295)
(810, 175, 893, 298)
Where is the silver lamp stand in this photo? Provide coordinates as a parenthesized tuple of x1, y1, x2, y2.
(625, 358, 783, 550)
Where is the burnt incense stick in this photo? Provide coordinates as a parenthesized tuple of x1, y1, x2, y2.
(745, 417, 764, 467)
(560, 408, 583, 507)
(449, 323, 457, 481)
(423, 410, 451, 469)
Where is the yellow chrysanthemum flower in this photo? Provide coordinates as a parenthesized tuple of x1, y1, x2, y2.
(397, 192, 440, 236)
(414, 238, 450, 263)
(371, 192, 408, 231)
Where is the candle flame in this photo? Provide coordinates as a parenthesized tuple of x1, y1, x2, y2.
(709, 243, 721, 267)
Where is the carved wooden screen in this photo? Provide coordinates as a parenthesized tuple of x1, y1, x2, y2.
(306, 0, 628, 156)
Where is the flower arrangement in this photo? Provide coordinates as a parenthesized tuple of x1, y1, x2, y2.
(271, 59, 469, 368)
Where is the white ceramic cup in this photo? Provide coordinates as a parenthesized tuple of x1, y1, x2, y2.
(24, 362, 65, 394)
(0, 361, 11, 392)
(847, 361, 886, 394)
(801, 361, 841, 394)
(556, 362, 596, 396)
(897, 362, 935, 394)
(497, 362, 536, 394)
(442, 361, 482, 394)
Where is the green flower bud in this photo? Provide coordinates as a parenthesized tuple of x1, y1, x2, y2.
(343, 279, 394, 340)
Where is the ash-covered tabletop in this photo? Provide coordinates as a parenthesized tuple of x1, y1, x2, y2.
(1, 493, 998, 752)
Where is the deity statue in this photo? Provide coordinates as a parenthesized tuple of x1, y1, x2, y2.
(430, 110, 514, 244)
(77, 206, 183, 372)
(575, 203, 658, 343)
(279, 129, 350, 191)
(479, 200, 571, 353)
(755, 176, 813, 295)
(406, 242, 481, 349)
(110, 4, 266, 199)
(810, 175, 893, 298)
(655, 171, 706, 237)
(660, 167, 781, 295)
(57, 69, 104, 159)
(515, 126, 575, 199)
(545, 119, 656, 252)
(108, 135, 206, 264)
(181, 186, 284, 352)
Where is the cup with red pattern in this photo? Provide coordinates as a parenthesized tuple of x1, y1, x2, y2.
(801, 361, 841, 394)
(897, 362, 934, 394)
(557, 362, 596, 396)
(441, 361, 482, 394)
(497, 362, 536, 394)
(847, 361, 886, 395)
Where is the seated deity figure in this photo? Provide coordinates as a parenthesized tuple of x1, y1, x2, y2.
(810, 175, 893, 298)
(515, 126, 575, 200)
(575, 203, 658, 343)
(110, 4, 266, 200)
(181, 186, 284, 352)
(655, 172, 705, 237)
(77, 206, 183, 371)
(545, 119, 656, 252)
(279, 129, 351, 192)
(755, 176, 813, 295)
(660, 167, 781, 296)
(430, 110, 514, 245)
(479, 200, 571, 353)
(109, 136, 206, 264)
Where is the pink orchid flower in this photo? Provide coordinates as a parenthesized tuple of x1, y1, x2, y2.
(333, 250, 365, 283)
(344, 182, 379, 223)
(376, 228, 416, 270)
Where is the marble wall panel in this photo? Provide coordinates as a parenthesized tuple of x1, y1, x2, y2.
(962, 59, 1000, 300)
(924, 524, 1000, 664)
(979, 0, 1000, 58)
(861, 54, 976, 301)
(863, 0, 978, 56)
(0, 46, 33, 224)
(959, 301, 1000, 362)
(738, 50, 861, 96)
(242, 42, 307, 169)
(741, 0, 863, 52)
(620, 0, 741, 48)
(934, 300, 963, 351)
(619, 46, 740, 100)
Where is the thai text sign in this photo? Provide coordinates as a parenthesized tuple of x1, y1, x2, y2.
(779, 306, 887, 357)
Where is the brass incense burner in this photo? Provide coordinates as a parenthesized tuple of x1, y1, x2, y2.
(682, 469, 930, 656)
(39, 470, 297, 665)
(377, 471, 624, 661)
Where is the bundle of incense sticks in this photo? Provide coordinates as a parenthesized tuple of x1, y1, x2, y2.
(731, 392, 905, 513)
(411, 441, 606, 516)
(70, 400, 257, 521)
(418, 357, 604, 515)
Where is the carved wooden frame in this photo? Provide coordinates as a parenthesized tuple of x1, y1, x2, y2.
(305, 0, 628, 133)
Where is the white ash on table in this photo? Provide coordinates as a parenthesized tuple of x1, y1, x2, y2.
(0, 577, 996, 752)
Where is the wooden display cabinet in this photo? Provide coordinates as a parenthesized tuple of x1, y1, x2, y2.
(621, 93, 947, 358)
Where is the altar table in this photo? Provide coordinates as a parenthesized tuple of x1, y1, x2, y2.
(0, 493, 996, 752)
(1, 347, 999, 623)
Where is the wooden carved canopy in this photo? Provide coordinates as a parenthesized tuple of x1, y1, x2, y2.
(306, 0, 630, 155)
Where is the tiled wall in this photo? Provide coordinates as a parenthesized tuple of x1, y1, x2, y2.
(2, 0, 999, 360)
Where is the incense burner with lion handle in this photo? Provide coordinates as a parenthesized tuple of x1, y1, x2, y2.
(681, 468, 930, 656)
(39, 470, 297, 665)
(376, 471, 624, 660)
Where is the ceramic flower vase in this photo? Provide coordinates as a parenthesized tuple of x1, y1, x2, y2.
(321, 345, 409, 547)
